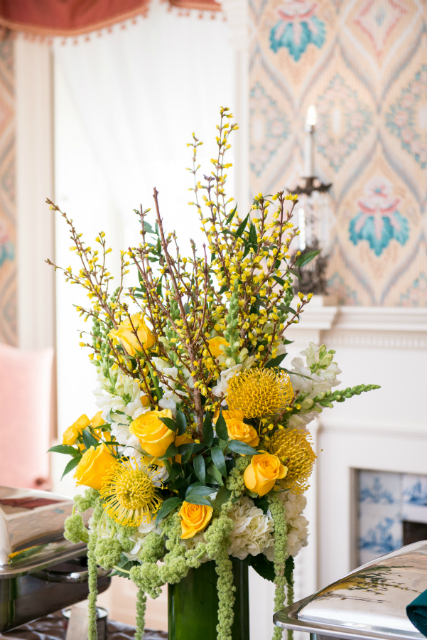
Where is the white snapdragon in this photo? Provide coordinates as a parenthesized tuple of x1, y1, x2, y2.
(264, 492, 309, 561)
(289, 342, 341, 401)
(95, 370, 150, 421)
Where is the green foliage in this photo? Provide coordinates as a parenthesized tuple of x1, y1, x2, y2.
(64, 514, 89, 544)
(313, 384, 381, 408)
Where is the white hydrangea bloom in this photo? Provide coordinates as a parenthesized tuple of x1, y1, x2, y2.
(227, 497, 275, 560)
(264, 492, 309, 561)
(123, 520, 163, 561)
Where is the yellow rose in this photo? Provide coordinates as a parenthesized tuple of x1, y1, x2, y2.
(179, 501, 213, 539)
(208, 336, 229, 357)
(109, 313, 156, 356)
(221, 410, 259, 447)
(175, 432, 193, 463)
(244, 453, 287, 497)
(74, 443, 116, 491)
(129, 409, 175, 457)
(91, 411, 105, 429)
(62, 414, 91, 445)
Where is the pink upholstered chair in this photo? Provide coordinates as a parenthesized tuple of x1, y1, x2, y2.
(0, 343, 54, 490)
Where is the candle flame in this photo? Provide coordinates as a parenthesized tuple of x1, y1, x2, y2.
(306, 105, 317, 127)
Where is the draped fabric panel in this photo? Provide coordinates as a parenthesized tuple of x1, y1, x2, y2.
(0, 0, 220, 37)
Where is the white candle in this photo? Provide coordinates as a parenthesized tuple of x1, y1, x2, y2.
(304, 105, 316, 177)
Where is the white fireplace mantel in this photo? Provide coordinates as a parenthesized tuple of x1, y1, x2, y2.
(287, 297, 427, 351)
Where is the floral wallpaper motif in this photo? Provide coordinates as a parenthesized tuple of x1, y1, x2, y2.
(349, 176, 409, 257)
(0, 34, 16, 345)
(316, 74, 373, 172)
(250, 82, 290, 176)
(386, 65, 427, 169)
(249, 0, 427, 306)
(269, 0, 326, 61)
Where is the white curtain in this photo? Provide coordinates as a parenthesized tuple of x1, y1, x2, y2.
(53, 0, 235, 469)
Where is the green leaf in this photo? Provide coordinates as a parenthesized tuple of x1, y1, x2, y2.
(177, 443, 196, 455)
(160, 443, 179, 459)
(254, 496, 269, 513)
(234, 214, 249, 239)
(213, 486, 232, 509)
(155, 497, 182, 524)
(48, 444, 80, 457)
(143, 221, 154, 234)
(288, 268, 300, 279)
(185, 485, 216, 497)
(175, 410, 187, 436)
(206, 463, 223, 486)
(184, 494, 212, 507)
(272, 275, 285, 286)
(248, 223, 258, 251)
(265, 354, 287, 369)
(159, 417, 178, 433)
(211, 446, 227, 477)
(215, 411, 228, 442)
(61, 456, 81, 480)
(248, 555, 275, 582)
(226, 206, 237, 225)
(278, 306, 297, 315)
(295, 249, 320, 268)
(193, 455, 206, 485)
(82, 429, 99, 450)
(203, 413, 213, 448)
(285, 556, 295, 586)
(227, 440, 258, 456)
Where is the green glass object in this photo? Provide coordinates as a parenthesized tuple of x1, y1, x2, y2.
(168, 558, 250, 640)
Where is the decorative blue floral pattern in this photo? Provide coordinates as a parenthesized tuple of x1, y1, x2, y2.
(0, 221, 13, 268)
(349, 176, 409, 256)
(269, 0, 326, 61)
(386, 65, 427, 169)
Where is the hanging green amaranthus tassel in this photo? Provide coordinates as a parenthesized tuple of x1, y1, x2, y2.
(135, 587, 147, 640)
(268, 494, 288, 640)
(285, 557, 295, 640)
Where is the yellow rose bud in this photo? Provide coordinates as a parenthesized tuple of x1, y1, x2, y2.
(74, 443, 116, 490)
(175, 432, 193, 463)
(129, 409, 175, 457)
(243, 453, 287, 496)
(91, 411, 105, 429)
(221, 410, 259, 447)
(62, 414, 91, 445)
(179, 501, 213, 539)
(208, 336, 229, 357)
(109, 313, 156, 356)
(140, 394, 151, 408)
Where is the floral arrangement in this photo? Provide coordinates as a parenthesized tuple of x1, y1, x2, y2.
(48, 108, 379, 640)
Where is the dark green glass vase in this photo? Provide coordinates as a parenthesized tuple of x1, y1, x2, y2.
(168, 558, 249, 640)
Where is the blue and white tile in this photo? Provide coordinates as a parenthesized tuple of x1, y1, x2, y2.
(358, 512, 403, 565)
(402, 474, 427, 524)
(359, 470, 401, 517)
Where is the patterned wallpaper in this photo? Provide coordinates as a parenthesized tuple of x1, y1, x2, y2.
(0, 33, 16, 345)
(249, 0, 427, 306)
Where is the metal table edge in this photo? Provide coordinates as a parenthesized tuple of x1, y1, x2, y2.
(0, 543, 87, 579)
(273, 598, 423, 640)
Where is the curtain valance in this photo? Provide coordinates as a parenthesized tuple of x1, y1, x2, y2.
(0, 0, 220, 38)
